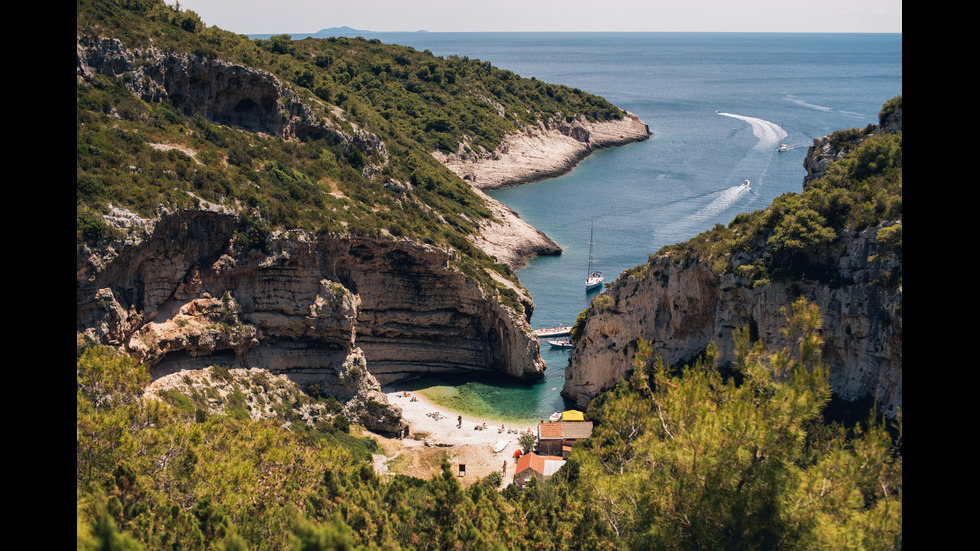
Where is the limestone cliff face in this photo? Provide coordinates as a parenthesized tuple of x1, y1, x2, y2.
(77, 210, 546, 433)
(76, 36, 387, 173)
(432, 111, 651, 191)
(564, 107, 903, 418)
(435, 111, 651, 267)
(563, 224, 902, 418)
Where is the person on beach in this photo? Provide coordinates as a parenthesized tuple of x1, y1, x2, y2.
(457, 415, 462, 429)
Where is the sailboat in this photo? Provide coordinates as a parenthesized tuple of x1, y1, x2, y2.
(586, 219, 603, 291)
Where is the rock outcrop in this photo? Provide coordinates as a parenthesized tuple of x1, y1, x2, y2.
(432, 111, 651, 191)
(563, 224, 902, 418)
(803, 100, 902, 188)
(77, 36, 382, 151)
(76, 35, 569, 270)
(437, 111, 650, 267)
(77, 210, 546, 433)
(564, 107, 902, 418)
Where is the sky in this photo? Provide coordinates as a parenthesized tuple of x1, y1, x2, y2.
(174, 0, 902, 35)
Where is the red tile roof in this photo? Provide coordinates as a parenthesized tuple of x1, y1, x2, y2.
(515, 452, 564, 476)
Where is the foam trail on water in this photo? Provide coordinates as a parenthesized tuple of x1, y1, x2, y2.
(652, 112, 782, 245)
(717, 111, 788, 150)
(652, 182, 752, 247)
(784, 95, 832, 112)
(688, 182, 751, 226)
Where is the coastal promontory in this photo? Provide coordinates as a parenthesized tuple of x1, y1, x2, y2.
(76, 4, 648, 431)
(563, 98, 903, 418)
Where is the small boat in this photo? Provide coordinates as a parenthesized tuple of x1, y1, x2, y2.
(535, 325, 571, 338)
(742, 179, 750, 187)
(777, 143, 789, 152)
(586, 219, 603, 291)
(548, 412, 562, 422)
(493, 440, 509, 453)
(548, 338, 572, 349)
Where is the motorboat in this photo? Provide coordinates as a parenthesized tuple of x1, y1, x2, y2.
(586, 219, 603, 291)
(777, 143, 789, 152)
(548, 338, 572, 349)
(742, 179, 750, 187)
(535, 325, 571, 338)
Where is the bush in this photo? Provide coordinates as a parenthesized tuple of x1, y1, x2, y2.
(519, 431, 536, 453)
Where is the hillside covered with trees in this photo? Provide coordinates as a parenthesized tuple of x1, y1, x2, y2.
(77, 0, 620, 254)
(77, 297, 901, 549)
(77, 1, 901, 548)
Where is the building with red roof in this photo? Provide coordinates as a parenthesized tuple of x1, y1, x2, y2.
(513, 452, 565, 487)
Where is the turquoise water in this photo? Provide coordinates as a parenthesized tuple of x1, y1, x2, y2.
(373, 33, 902, 422)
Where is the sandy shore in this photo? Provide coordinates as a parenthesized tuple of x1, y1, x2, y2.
(386, 385, 537, 444)
(369, 385, 536, 487)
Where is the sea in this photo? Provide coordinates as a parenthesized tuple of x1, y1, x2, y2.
(299, 32, 903, 424)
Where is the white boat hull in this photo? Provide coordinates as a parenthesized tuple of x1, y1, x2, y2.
(535, 326, 571, 337)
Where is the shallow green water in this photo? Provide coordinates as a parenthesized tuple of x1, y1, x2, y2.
(396, 368, 571, 427)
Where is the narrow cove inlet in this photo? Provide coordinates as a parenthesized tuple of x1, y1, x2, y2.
(381, 31, 902, 426)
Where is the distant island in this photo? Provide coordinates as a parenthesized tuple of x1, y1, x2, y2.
(313, 26, 429, 35)
(246, 27, 430, 40)
(314, 26, 371, 34)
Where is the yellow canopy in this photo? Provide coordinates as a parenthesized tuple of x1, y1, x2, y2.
(562, 410, 584, 421)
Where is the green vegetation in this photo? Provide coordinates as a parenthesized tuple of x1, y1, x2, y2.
(577, 298, 901, 549)
(77, 0, 628, 311)
(77, 299, 900, 549)
(76, 3, 901, 547)
(76, 0, 619, 246)
(658, 97, 902, 286)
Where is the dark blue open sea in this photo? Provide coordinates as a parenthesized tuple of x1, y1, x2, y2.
(353, 32, 902, 423)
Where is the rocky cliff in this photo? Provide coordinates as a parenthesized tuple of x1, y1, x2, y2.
(433, 111, 651, 191)
(564, 105, 902, 418)
(76, 35, 388, 172)
(77, 210, 546, 433)
(563, 226, 902, 417)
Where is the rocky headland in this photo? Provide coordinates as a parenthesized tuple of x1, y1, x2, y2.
(76, 35, 654, 433)
(563, 104, 903, 418)
(77, 210, 549, 433)
(433, 111, 651, 191)
(438, 111, 650, 267)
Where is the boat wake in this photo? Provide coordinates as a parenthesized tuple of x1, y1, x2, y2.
(716, 111, 788, 151)
(651, 112, 782, 246)
(784, 95, 832, 112)
(715, 110, 787, 189)
(654, 181, 752, 245)
(688, 181, 751, 226)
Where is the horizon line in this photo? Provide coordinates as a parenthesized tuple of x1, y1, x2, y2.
(249, 29, 902, 36)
